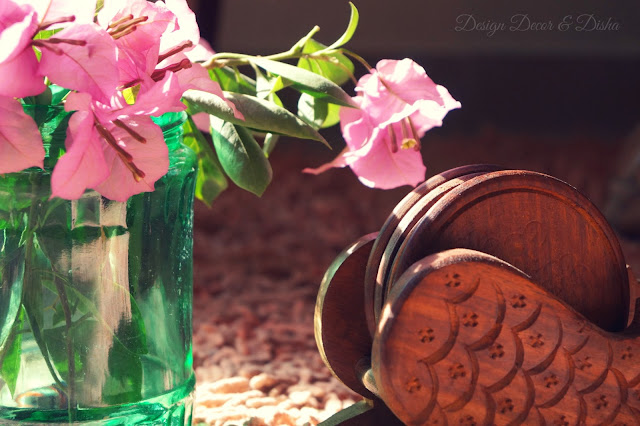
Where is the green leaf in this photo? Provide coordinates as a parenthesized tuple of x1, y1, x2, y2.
(298, 92, 327, 129)
(323, 102, 341, 128)
(38, 276, 148, 404)
(123, 84, 140, 105)
(255, 69, 290, 101)
(33, 28, 62, 41)
(32, 28, 63, 61)
(182, 117, 228, 206)
(0, 233, 24, 351)
(297, 93, 341, 129)
(42, 320, 86, 381)
(50, 85, 71, 104)
(327, 2, 359, 50)
(0, 307, 24, 397)
(298, 39, 355, 86)
(210, 116, 272, 196)
(183, 90, 328, 145)
(263, 133, 279, 157)
(251, 58, 357, 108)
(208, 67, 256, 96)
(102, 316, 144, 404)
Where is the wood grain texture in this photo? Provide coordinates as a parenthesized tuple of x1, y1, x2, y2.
(373, 249, 640, 425)
(315, 233, 378, 398)
(388, 170, 629, 332)
(364, 165, 504, 336)
(372, 172, 489, 331)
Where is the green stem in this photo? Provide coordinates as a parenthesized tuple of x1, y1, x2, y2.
(340, 49, 374, 71)
(22, 199, 66, 393)
(22, 298, 66, 390)
(203, 26, 322, 69)
(51, 269, 76, 420)
(23, 175, 76, 420)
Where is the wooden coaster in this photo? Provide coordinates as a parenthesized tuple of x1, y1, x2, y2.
(372, 172, 488, 330)
(387, 170, 629, 332)
(315, 233, 378, 398)
(364, 165, 504, 335)
(373, 248, 638, 425)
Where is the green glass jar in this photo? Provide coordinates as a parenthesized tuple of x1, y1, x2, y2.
(0, 106, 197, 424)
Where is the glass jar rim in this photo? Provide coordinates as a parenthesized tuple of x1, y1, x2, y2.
(22, 104, 187, 136)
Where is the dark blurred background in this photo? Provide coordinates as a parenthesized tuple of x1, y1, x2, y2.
(187, 0, 640, 236)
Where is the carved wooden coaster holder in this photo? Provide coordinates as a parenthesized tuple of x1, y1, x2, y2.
(315, 165, 639, 425)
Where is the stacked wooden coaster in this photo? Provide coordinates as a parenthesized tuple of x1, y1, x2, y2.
(315, 165, 637, 425)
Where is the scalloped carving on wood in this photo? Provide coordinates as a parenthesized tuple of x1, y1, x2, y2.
(373, 249, 640, 425)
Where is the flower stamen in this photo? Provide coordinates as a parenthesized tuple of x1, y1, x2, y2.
(113, 119, 147, 144)
(38, 16, 76, 31)
(407, 116, 422, 151)
(108, 16, 148, 39)
(32, 37, 87, 55)
(32, 40, 63, 55)
(110, 25, 137, 40)
(42, 38, 87, 46)
(120, 79, 142, 90)
(94, 117, 145, 181)
(108, 14, 134, 29)
(387, 125, 398, 153)
(400, 118, 419, 150)
(151, 58, 192, 81)
(158, 41, 194, 64)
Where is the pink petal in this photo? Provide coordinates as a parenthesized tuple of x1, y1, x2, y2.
(161, 0, 200, 52)
(354, 58, 460, 131)
(347, 129, 426, 189)
(43, 0, 96, 26)
(0, 44, 45, 97)
(13, 0, 96, 26)
(339, 102, 371, 151)
(93, 116, 169, 201)
(409, 97, 460, 136)
(185, 38, 215, 63)
(0, 0, 38, 63)
(191, 112, 210, 133)
(50, 110, 109, 199)
(124, 71, 186, 116)
(95, 0, 129, 26)
(109, 3, 174, 79)
(63, 91, 92, 112)
(374, 59, 442, 105)
(173, 61, 217, 93)
(302, 147, 349, 175)
(0, 97, 44, 173)
(38, 23, 119, 104)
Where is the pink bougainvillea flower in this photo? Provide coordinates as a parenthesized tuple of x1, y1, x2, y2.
(95, 0, 241, 118)
(50, 71, 190, 201)
(46, 0, 241, 201)
(305, 58, 460, 189)
(97, 0, 198, 81)
(0, 97, 45, 172)
(0, 0, 44, 97)
(97, 0, 174, 85)
(38, 23, 120, 104)
(0, 0, 46, 173)
(49, 108, 109, 199)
